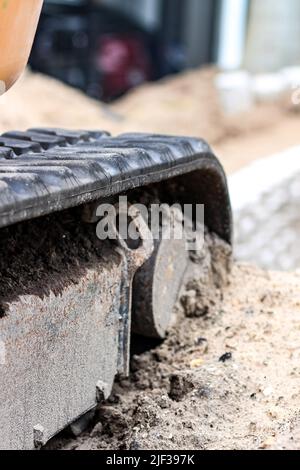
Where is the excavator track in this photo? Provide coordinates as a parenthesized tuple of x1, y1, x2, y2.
(0, 129, 232, 449)
(0, 128, 231, 242)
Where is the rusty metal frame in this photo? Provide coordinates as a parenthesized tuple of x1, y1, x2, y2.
(0, 209, 153, 450)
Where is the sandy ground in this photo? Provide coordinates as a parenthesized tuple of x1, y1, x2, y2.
(47, 261, 300, 450)
(0, 68, 299, 174)
(214, 117, 300, 174)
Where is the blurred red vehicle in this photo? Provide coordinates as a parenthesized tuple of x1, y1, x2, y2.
(97, 34, 151, 99)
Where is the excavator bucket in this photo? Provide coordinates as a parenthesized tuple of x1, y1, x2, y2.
(0, 0, 43, 94)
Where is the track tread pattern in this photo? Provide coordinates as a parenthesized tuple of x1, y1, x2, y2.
(0, 129, 230, 239)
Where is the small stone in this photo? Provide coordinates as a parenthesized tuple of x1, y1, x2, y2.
(196, 386, 211, 399)
(249, 422, 257, 432)
(90, 421, 103, 438)
(219, 352, 232, 363)
(180, 290, 209, 318)
(169, 373, 194, 401)
(190, 358, 204, 369)
(267, 408, 278, 419)
(262, 386, 273, 397)
(245, 308, 254, 316)
(194, 337, 207, 346)
(259, 437, 274, 449)
(129, 440, 141, 450)
(99, 406, 128, 433)
(135, 396, 160, 427)
(158, 395, 169, 409)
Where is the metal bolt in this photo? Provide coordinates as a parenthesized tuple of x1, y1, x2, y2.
(96, 380, 110, 402)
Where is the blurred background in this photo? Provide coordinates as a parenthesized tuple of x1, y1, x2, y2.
(1, 0, 300, 271)
(29, 0, 300, 101)
(30, 0, 219, 100)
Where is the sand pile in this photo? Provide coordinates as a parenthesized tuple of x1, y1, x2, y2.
(112, 67, 285, 141)
(0, 68, 299, 173)
(0, 71, 122, 134)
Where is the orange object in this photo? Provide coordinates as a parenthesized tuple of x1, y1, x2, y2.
(0, 0, 43, 95)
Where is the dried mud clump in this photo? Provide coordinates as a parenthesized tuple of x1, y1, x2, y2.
(180, 229, 232, 318)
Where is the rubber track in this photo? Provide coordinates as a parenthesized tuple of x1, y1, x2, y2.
(0, 128, 232, 242)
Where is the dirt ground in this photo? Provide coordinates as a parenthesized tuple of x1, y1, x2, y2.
(47, 260, 300, 450)
(0, 67, 299, 174)
(44, 233, 300, 451)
